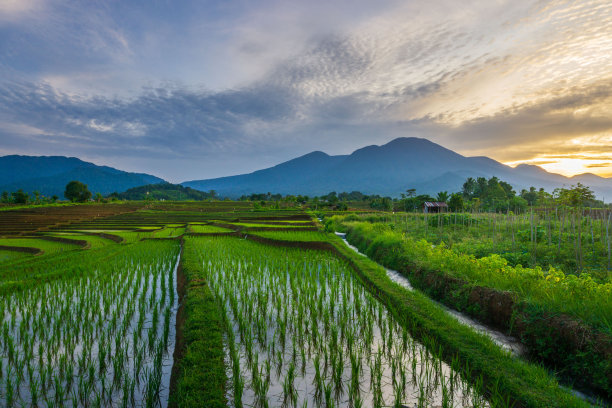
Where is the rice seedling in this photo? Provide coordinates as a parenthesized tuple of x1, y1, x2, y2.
(0, 240, 180, 406)
(186, 236, 491, 407)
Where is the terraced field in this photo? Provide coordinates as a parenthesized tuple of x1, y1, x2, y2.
(0, 202, 601, 407)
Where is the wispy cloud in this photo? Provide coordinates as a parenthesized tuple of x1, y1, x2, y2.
(0, 0, 611, 180)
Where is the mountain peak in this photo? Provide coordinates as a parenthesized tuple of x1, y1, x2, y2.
(182, 137, 612, 199)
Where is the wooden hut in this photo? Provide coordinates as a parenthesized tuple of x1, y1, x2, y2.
(423, 201, 448, 213)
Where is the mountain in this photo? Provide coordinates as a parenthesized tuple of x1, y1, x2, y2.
(183, 151, 347, 196)
(183, 137, 612, 199)
(0, 155, 164, 197)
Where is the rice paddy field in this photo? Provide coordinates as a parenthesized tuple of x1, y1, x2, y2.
(0, 202, 607, 407)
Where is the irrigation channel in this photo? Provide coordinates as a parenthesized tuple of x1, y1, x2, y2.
(334, 232, 608, 407)
(0, 243, 181, 407)
(195, 236, 491, 408)
(334, 232, 524, 357)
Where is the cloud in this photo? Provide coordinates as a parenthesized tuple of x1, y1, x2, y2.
(0, 80, 300, 159)
(1, 0, 612, 181)
(586, 163, 612, 168)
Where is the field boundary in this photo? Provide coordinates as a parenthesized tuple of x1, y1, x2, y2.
(183, 233, 590, 407)
(343, 224, 612, 400)
(168, 239, 227, 408)
(0, 244, 42, 255)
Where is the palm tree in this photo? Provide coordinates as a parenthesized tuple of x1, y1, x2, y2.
(436, 191, 449, 202)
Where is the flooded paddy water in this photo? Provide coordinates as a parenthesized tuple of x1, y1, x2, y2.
(0, 242, 180, 407)
(335, 232, 610, 407)
(334, 232, 524, 356)
(198, 237, 490, 408)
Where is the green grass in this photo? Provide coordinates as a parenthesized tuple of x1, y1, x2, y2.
(0, 249, 31, 264)
(231, 222, 314, 228)
(173, 232, 590, 407)
(341, 221, 612, 334)
(188, 224, 233, 233)
(154, 226, 185, 237)
(336, 219, 612, 399)
(0, 237, 81, 254)
(169, 237, 227, 408)
(44, 232, 114, 249)
(0, 240, 180, 406)
(78, 230, 157, 243)
(250, 230, 330, 241)
(325, 233, 591, 408)
(0, 243, 127, 292)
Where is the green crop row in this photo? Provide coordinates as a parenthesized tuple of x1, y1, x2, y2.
(332, 218, 612, 399)
(324, 233, 592, 407)
(340, 220, 612, 334)
(249, 230, 331, 241)
(188, 224, 234, 233)
(181, 236, 492, 407)
(169, 237, 227, 408)
(0, 240, 180, 406)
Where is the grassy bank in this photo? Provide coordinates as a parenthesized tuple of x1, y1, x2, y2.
(334, 219, 611, 400)
(168, 238, 227, 408)
(323, 232, 591, 407)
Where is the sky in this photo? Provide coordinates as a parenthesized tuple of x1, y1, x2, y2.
(0, 0, 611, 182)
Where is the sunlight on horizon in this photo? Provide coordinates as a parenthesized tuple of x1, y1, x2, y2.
(505, 157, 612, 178)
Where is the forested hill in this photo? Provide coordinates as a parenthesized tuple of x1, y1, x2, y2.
(0, 155, 164, 196)
(115, 183, 211, 201)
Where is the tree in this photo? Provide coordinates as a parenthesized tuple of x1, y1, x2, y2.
(64, 180, 92, 203)
(11, 189, 29, 204)
(370, 196, 393, 211)
(556, 183, 595, 207)
(520, 187, 538, 206)
(436, 191, 449, 202)
(324, 192, 338, 204)
(509, 196, 528, 212)
(94, 192, 103, 202)
(448, 193, 464, 212)
(462, 177, 475, 199)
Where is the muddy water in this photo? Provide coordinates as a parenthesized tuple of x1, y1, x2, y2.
(334, 232, 525, 356)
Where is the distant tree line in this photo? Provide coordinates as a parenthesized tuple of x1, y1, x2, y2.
(1, 180, 101, 205)
(397, 176, 602, 213)
(1, 189, 59, 205)
(1, 177, 604, 211)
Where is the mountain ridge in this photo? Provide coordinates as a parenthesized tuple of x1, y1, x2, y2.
(182, 137, 612, 199)
(0, 155, 165, 197)
(3, 138, 610, 200)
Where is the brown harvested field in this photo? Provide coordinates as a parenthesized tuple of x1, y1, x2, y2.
(0, 203, 143, 236)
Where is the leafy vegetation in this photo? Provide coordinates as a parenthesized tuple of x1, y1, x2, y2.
(169, 237, 227, 408)
(328, 215, 612, 399)
(0, 201, 606, 406)
(64, 180, 92, 203)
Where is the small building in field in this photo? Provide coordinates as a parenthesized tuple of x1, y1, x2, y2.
(423, 201, 448, 213)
